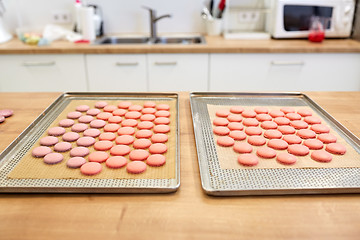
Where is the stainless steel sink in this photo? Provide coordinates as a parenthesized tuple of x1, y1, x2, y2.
(93, 36, 206, 45)
(94, 36, 150, 45)
(154, 36, 205, 44)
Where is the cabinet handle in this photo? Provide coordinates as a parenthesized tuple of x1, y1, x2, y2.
(115, 62, 139, 66)
(23, 61, 56, 66)
(270, 61, 304, 66)
(154, 61, 177, 66)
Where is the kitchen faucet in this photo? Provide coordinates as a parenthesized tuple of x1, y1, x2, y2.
(143, 6, 171, 40)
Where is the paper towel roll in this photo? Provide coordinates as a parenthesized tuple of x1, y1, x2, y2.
(80, 6, 95, 41)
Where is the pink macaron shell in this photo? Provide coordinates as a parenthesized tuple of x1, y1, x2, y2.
(86, 108, 101, 116)
(67, 157, 86, 168)
(76, 136, 96, 147)
(260, 121, 278, 130)
(110, 145, 131, 156)
(83, 128, 101, 138)
(70, 147, 90, 157)
(151, 134, 169, 143)
(75, 105, 90, 112)
(233, 142, 253, 153)
(276, 152, 297, 165)
(88, 151, 109, 163)
(39, 136, 59, 146)
(326, 143, 346, 155)
(237, 154, 259, 167)
(54, 142, 72, 152)
(0, 109, 14, 118)
(115, 135, 135, 145)
(137, 121, 154, 130)
(311, 150, 333, 163)
(117, 127, 136, 136)
(32, 146, 52, 157)
(149, 143, 168, 154)
(80, 162, 102, 175)
(133, 139, 152, 149)
(256, 146, 277, 159)
(106, 156, 128, 169)
(89, 119, 106, 129)
(47, 127, 66, 136)
(143, 101, 156, 108)
(94, 101, 108, 109)
(71, 123, 88, 132)
(43, 153, 64, 165)
(78, 115, 94, 124)
(156, 104, 170, 111)
(129, 149, 150, 161)
(126, 161, 147, 174)
(58, 119, 75, 128)
(146, 154, 166, 167)
(288, 144, 310, 156)
(217, 136, 235, 147)
(99, 132, 117, 141)
(67, 111, 82, 119)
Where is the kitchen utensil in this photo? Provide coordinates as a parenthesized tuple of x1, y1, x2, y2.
(201, 6, 213, 21)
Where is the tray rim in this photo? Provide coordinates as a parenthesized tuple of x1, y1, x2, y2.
(190, 91, 360, 196)
(0, 92, 180, 193)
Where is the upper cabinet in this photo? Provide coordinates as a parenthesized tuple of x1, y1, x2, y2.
(86, 54, 147, 92)
(0, 54, 87, 92)
(209, 53, 360, 91)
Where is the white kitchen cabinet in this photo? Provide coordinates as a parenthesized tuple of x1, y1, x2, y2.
(210, 53, 360, 91)
(0, 54, 87, 92)
(148, 54, 208, 91)
(86, 54, 147, 92)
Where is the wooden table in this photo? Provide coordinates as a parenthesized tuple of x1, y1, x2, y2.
(1, 92, 360, 240)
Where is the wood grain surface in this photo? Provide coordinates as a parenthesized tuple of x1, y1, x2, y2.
(0, 36, 360, 54)
(1, 92, 360, 240)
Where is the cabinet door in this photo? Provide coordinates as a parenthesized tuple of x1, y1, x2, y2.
(148, 54, 208, 91)
(210, 53, 360, 91)
(299, 53, 360, 91)
(210, 53, 302, 91)
(0, 54, 87, 92)
(86, 54, 147, 92)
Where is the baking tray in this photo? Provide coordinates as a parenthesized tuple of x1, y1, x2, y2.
(0, 92, 180, 193)
(190, 92, 360, 196)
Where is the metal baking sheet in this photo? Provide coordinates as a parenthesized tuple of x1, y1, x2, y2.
(190, 92, 360, 196)
(0, 92, 180, 193)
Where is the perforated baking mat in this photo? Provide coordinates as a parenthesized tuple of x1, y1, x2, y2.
(190, 92, 360, 196)
(0, 92, 180, 193)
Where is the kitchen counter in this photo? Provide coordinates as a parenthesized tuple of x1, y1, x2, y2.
(1, 36, 360, 54)
(1, 92, 360, 240)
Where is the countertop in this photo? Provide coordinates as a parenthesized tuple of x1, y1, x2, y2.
(1, 92, 360, 240)
(1, 36, 360, 54)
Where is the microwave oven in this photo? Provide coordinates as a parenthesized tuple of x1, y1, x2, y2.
(270, 0, 355, 38)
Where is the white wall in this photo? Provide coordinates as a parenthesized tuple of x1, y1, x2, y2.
(2, 0, 206, 35)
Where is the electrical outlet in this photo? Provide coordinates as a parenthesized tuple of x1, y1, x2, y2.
(52, 10, 71, 24)
(237, 11, 260, 23)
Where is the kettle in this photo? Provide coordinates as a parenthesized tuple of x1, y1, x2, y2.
(0, 0, 12, 43)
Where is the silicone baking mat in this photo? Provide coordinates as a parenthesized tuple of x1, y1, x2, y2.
(0, 93, 180, 193)
(190, 92, 360, 196)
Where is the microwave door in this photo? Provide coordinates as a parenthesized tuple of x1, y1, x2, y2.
(283, 5, 333, 35)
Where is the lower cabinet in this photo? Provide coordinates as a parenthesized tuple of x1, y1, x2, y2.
(0, 54, 87, 92)
(86, 54, 147, 92)
(148, 54, 208, 91)
(209, 53, 360, 91)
